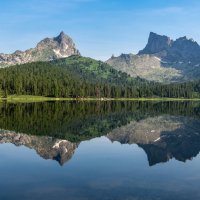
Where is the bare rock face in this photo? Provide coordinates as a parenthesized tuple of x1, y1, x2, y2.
(0, 130, 79, 165)
(107, 54, 182, 82)
(139, 33, 200, 63)
(107, 32, 200, 83)
(138, 32, 172, 55)
(168, 36, 200, 63)
(0, 31, 80, 67)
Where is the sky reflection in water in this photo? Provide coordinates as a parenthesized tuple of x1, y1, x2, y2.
(0, 101, 200, 200)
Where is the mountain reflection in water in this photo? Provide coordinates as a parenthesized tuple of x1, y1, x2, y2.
(0, 101, 200, 166)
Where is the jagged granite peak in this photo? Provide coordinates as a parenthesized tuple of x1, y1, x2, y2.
(0, 31, 80, 67)
(139, 32, 200, 62)
(55, 31, 69, 42)
(107, 32, 200, 83)
(168, 36, 200, 62)
(139, 32, 173, 55)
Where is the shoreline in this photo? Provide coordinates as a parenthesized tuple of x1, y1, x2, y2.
(1, 95, 200, 103)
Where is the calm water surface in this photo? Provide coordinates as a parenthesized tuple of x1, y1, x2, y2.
(0, 101, 200, 200)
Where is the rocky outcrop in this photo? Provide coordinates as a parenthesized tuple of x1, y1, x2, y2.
(107, 54, 182, 82)
(167, 36, 200, 63)
(107, 32, 200, 82)
(139, 32, 200, 63)
(0, 31, 80, 67)
(0, 129, 79, 165)
(138, 32, 172, 55)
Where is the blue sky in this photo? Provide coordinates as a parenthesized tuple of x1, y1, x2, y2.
(0, 0, 200, 60)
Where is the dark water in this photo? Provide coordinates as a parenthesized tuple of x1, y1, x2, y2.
(0, 101, 200, 200)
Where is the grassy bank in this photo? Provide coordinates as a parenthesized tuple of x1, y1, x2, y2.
(1, 95, 200, 103)
(0, 95, 75, 103)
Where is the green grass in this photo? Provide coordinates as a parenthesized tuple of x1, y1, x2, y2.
(1, 95, 200, 103)
(0, 95, 74, 103)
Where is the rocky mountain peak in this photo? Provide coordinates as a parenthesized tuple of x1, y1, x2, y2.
(55, 31, 70, 43)
(168, 36, 200, 63)
(173, 36, 199, 48)
(59, 31, 66, 37)
(178, 36, 187, 40)
(107, 32, 200, 83)
(0, 31, 80, 67)
(139, 32, 172, 55)
(138, 32, 200, 63)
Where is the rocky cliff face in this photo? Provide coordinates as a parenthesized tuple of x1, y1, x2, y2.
(139, 32, 172, 55)
(139, 32, 200, 63)
(167, 36, 200, 63)
(0, 130, 79, 165)
(107, 32, 200, 82)
(0, 31, 80, 67)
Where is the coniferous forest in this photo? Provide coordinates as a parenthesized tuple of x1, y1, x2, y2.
(0, 55, 200, 99)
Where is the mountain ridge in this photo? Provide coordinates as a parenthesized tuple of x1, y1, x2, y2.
(139, 32, 200, 63)
(1, 31, 200, 83)
(107, 32, 200, 83)
(0, 31, 80, 67)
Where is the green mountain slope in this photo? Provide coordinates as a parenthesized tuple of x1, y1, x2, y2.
(0, 55, 200, 98)
(52, 55, 134, 84)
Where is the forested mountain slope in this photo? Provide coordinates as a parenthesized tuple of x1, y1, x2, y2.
(0, 56, 200, 98)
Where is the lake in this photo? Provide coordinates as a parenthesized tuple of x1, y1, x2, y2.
(0, 101, 200, 200)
